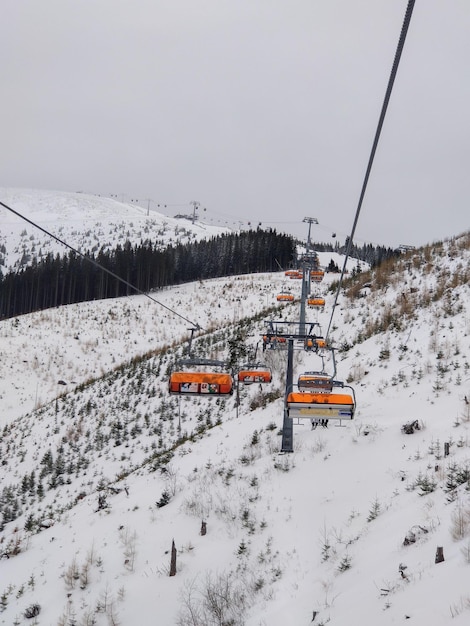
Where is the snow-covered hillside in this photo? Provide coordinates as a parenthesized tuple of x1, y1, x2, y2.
(0, 248, 355, 426)
(0, 188, 230, 273)
(1, 194, 470, 625)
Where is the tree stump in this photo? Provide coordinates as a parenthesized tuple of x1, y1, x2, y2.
(200, 520, 207, 536)
(169, 540, 177, 576)
(435, 546, 444, 564)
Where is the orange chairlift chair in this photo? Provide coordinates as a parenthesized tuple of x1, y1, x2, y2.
(169, 370, 234, 396)
(237, 364, 272, 385)
(169, 330, 234, 396)
(286, 390, 355, 420)
(307, 296, 325, 308)
(287, 349, 356, 420)
(277, 292, 295, 302)
(310, 269, 325, 283)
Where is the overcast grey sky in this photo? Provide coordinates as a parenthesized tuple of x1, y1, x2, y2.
(1, 0, 469, 248)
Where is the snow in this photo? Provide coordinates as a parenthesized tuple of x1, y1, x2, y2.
(1, 190, 470, 626)
(0, 188, 230, 273)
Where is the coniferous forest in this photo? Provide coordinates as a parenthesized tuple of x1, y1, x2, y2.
(0, 229, 295, 319)
(0, 226, 401, 320)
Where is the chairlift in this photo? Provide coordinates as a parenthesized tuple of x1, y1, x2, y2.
(304, 337, 326, 351)
(237, 364, 272, 385)
(304, 337, 315, 351)
(310, 270, 324, 283)
(289, 348, 356, 419)
(286, 391, 355, 420)
(169, 328, 233, 396)
(277, 292, 294, 302)
(307, 296, 325, 308)
(169, 370, 234, 396)
(297, 371, 333, 392)
(262, 334, 287, 349)
(263, 320, 323, 352)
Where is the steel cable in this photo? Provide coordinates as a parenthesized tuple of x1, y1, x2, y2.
(325, 0, 416, 342)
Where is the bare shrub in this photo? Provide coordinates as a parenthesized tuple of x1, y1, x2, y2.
(178, 572, 247, 626)
(63, 558, 79, 590)
(119, 526, 137, 571)
(449, 595, 470, 618)
(460, 540, 470, 564)
(450, 502, 470, 541)
(79, 561, 90, 589)
(162, 463, 180, 497)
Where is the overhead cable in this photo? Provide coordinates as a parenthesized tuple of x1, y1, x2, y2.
(325, 0, 416, 342)
(0, 200, 203, 330)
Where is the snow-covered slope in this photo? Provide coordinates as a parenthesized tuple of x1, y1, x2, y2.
(0, 196, 470, 625)
(0, 188, 230, 272)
